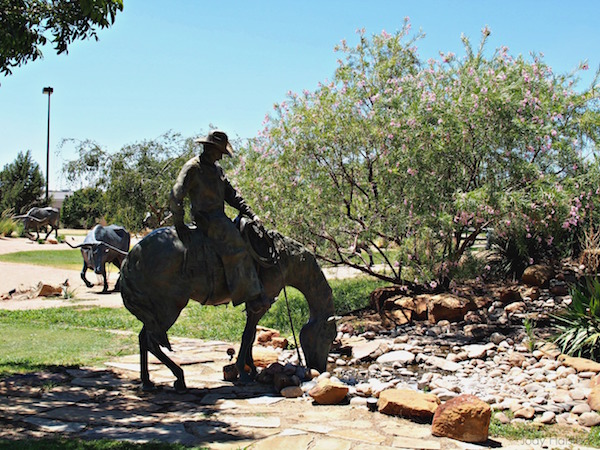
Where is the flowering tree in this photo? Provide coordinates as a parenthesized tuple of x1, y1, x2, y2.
(236, 20, 600, 288)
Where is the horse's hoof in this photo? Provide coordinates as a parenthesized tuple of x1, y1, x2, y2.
(237, 372, 254, 384)
(174, 380, 188, 394)
(141, 382, 157, 392)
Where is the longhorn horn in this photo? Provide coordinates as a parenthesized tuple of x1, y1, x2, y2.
(100, 241, 130, 255)
(64, 239, 93, 249)
(24, 216, 46, 223)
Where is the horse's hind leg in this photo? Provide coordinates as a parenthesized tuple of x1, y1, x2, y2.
(146, 338, 187, 394)
(139, 327, 155, 391)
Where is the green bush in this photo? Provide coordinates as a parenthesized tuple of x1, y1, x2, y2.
(553, 277, 600, 361)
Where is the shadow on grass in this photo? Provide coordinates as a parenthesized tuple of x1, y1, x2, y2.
(0, 362, 82, 380)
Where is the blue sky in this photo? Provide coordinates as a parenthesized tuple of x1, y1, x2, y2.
(1, 0, 599, 190)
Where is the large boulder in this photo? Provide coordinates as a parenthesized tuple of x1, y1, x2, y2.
(380, 295, 430, 325)
(255, 326, 288, 349)
(521, 264, 554, 287)
(427, 293, 474, 324)
(498, 286, 522, 304)
(378, 388, 440, 421)
(351, 339, 388, 361)
(431, 394, 491, 443)
(251, 347, 280, 368)
(370, 286, 409, 312)
(308, 378, 349, 405)
(36, 283, 63, 297)
(588, 385, 600, 411)
(399, 295, 429, 321)
(558, 354, 600, 373)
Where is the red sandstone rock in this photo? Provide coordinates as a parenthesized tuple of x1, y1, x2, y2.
(431, 394, 491, 443)
(498, 287, 522, 304)
(251, 347, 279, 368)
(521, 264, 554, 287)
(427, 293, 474, 324)
(308, 379, 349, 405)
(378, 389, 440, 421)
(36, 283, 63, 297)
(558, 354, 600, 373)
(588, 385, 600, 411)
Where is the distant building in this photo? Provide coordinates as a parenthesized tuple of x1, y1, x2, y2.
(49, 190, 73, 210)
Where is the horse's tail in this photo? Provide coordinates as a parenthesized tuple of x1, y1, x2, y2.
(120, 242, 174, 351)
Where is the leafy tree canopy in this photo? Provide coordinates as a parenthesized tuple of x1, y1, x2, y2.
(61, 186, 104, 228)
(62, 132, 198, 231)
(0, 0, 123, 76)
(0, 150, 45, 213)
(235, 21, 600, 288)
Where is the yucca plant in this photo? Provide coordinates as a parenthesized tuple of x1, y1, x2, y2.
(0, 209, 19, 237)
(552, 277, 600, 361)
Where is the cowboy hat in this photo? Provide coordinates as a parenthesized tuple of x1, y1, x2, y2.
(194, 130, 234, 156)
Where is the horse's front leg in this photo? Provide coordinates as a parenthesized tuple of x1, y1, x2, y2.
(235, 305, 269, 383)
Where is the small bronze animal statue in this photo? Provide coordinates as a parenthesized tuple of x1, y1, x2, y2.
(14, 206, 60, 241)
(119, 224, 336, 393)
(66, 224, 130, 293)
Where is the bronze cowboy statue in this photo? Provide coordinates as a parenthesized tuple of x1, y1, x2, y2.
(169, 130, 272, 314)
(120, 129, 336, 391)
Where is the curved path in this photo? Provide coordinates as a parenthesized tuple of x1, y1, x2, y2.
(0, 236, 123, 310)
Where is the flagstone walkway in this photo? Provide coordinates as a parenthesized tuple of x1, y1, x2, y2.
(2, 336, 596, 450)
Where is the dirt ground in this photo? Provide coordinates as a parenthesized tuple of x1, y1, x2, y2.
(0, 235, 124, 310)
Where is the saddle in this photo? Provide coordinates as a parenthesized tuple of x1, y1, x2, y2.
(234, 215, 280, 267)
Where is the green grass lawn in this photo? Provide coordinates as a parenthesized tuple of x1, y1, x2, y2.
(0, 319, 137, 377)
(0, 275, 382, 378)
(0, 249, 83, 270)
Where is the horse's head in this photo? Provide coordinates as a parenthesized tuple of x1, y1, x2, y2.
(300, 315, 337, 373)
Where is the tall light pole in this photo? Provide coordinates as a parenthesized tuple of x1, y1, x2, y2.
(42, 86, 53, 204)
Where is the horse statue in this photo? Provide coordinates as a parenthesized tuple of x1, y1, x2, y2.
(119, 221, 337, 393)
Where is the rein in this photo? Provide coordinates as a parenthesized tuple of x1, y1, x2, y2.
(266, 231, 305, 368)
(238, 217, 305, 368)
(281, 283, 304, 368)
